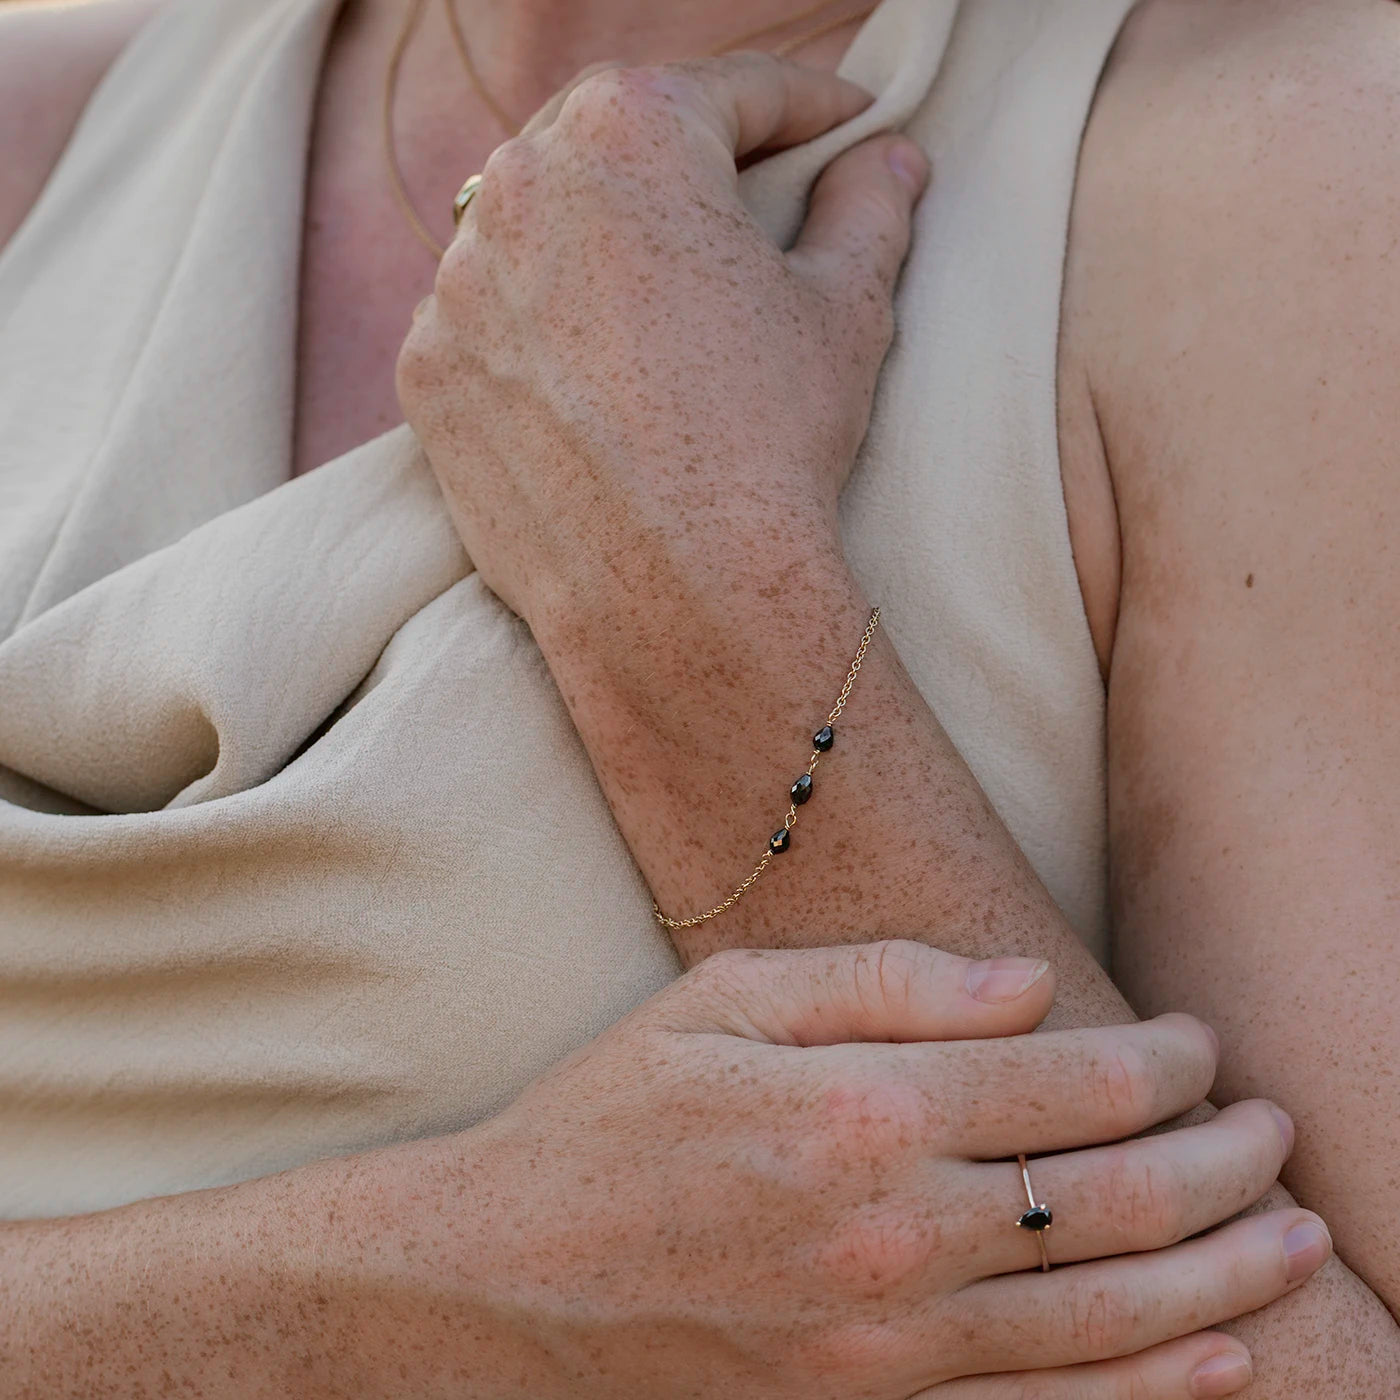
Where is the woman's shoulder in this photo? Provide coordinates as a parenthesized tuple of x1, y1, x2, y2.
(1085, 0, 1399, 191)
(1064, 0, 1400, 395)
(1055, 0, 1400, 669)
(0, 0, 166, 251)
(1066, 0, 1400, 380)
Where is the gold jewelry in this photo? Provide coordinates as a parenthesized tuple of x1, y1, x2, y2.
(1015, 1154, 1054, 1272)
(452, 173, 484, 227)
(383, 0, 443, 256)
(652, 608, 881, 931)
(384, 0, 880, 259)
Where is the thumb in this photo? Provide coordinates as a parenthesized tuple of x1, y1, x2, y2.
(789, 133, 929, 331)
(657, 940, 1053, 1047)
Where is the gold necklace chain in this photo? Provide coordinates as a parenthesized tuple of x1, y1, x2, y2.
(383, 0, 878, 259)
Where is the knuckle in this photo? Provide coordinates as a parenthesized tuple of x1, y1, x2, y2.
(1064, 1281, 1135, 1357)
(559, 66, 664, 134)
(848, 939, 928, 1023)
(395, 317, 452, 410)
(431, 236, 485, 317)
(818, 1206, 941, 1298)
(1101, 1147, 1186, 1248)
(1082, 1037, 1155, 1133)
(568, 57, 627, 87)
(478, 135, 537, 203)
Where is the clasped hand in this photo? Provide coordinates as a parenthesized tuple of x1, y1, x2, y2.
(431, 942, 1326, 1398)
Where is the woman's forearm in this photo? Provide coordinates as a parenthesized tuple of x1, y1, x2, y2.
(1, 1163, 317, 1396)
(0, 1137, 529, 1399)
(538, 544, 1114, 1009)
(531, 545, 1400, 1392)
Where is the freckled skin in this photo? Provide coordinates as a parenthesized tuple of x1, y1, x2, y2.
(406, 17, 1400, 1400)
(408, 7, 1400, 1400)
(2, 943, 1306, 1398)
(6, 0, 1400, 1394)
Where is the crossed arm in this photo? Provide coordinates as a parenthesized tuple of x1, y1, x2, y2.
(520, 4, 1400, 1392)
(531, 532, 1400, 1396)
(8, 0, 1400, 1391)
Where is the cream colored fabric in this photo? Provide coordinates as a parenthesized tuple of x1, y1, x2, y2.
(0, 0, 1132, 1218)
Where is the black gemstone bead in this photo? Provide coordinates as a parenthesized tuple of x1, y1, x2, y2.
(813, 725, 835, 752)
(769, 829, 791, 854)
(790, 773, 814, 805)
(1017, 1206, 1054, 1233)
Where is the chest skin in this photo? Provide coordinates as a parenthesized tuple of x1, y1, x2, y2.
(291, 1, 493, 476)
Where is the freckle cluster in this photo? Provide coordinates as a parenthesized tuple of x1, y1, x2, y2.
(653, 610, 880, 930)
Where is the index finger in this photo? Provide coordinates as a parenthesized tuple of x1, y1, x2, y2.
(625, 51, 873, 161)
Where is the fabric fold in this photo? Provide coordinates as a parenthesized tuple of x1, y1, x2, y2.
(0, 0, 1125, 1217)
(0, 431, 464, 812)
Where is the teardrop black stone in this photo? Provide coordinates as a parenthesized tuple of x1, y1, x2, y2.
(769, 829, 791, 854)
(1018, 1206, 1054, 1233)
(813, 726, 835, 752)
(790, 773, 814, 805)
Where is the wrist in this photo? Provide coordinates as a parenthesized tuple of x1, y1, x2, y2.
(527, 534, 884, 946)
(531, 522, 863, 718)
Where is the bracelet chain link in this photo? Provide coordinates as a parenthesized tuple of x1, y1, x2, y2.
(652, 607, 881, 930)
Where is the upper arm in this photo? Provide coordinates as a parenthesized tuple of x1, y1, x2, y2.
(0, 0, 164, 252)
(1069, 0, 1400, 1309)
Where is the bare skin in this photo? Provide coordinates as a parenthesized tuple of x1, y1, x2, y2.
(295, 0, 870, 473)
(1, 944, 1316, 1398)
(397, 18, 1400, 1400)
(1063, 0, 1400, 1329)
(4, 0, 1400, 1394)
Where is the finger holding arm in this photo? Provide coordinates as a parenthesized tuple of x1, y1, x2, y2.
(0, 943, 1301, 1400)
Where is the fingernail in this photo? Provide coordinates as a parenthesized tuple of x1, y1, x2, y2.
(1284, 1219, 1332, 1283)
(1269, 1104, 1295, 1156)
(887, 139, 929, 192)
(1190, 1352, 1253, 1398)
(965, 958, 1050, 1003)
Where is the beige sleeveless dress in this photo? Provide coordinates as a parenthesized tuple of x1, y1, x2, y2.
(0, 0, 1132, 1217)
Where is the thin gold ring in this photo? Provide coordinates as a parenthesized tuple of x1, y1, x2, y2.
(452, 173, 485, 227)
(1015, 1154, 1053, 1272)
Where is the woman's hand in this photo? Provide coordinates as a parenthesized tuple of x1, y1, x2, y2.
(5, 942, 1329, 1399)
(398, 52, 924, 628)
(374, 941, 1319, 1399)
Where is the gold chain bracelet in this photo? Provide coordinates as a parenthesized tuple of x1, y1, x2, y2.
(652, 608, 881, 931)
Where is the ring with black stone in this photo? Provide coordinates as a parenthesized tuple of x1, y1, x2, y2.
(1015, 1153, 1053, 1271)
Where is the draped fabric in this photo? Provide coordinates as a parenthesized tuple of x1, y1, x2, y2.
(0, 0, 1131, 1217)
